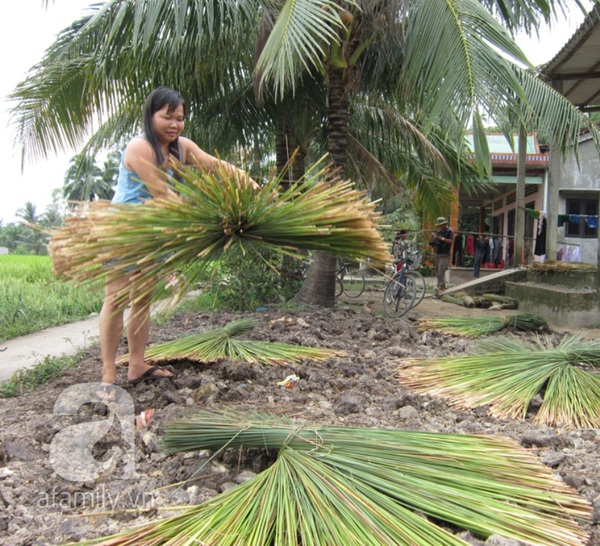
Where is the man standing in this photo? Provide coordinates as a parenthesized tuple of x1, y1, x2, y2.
(429, 217, 454, 297)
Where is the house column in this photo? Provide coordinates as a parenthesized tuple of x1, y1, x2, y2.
(546, 145, 560, 261)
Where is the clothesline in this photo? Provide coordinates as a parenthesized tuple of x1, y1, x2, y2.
(524, 208, 599, 229)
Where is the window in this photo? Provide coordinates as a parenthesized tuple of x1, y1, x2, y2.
(565, 199, 598, 238)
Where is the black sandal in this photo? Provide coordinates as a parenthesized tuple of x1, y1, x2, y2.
(129, 366, 174, 385)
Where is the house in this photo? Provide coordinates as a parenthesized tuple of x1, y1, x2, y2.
(457, 132, 549, 267)
(455, 4, 600, 269)
(541, 3, 600, 268)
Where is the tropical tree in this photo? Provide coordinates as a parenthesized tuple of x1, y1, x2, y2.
(63, 149, 119, 203)
(10, 0, 597, 307)
(15, 201, 39, 225)
(40, 193, 66, 228)
(0, 224, 30, 253)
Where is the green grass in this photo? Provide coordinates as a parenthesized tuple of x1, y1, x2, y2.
(0, 352, 82, 398)
(0, 255, 104, 342)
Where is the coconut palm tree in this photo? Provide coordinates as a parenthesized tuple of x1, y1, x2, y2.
(15, 202, 40, 225)
(12, 0, 597, 306)
(62, 149, 120, 203)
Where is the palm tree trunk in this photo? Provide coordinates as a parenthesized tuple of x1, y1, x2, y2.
(276, 115, 293, 190)
(276, 111, 310, 292)
(297, 68, 349, 307)
(327, 68, 350, 174)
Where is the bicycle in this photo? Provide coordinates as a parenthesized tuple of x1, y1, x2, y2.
(335, 260, 366, 298)
(403, 250, 426, 308)
(383, 259, 417, 317)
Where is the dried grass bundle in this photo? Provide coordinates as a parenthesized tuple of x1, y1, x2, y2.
(75, 411, 591, 545)
(417, 313, 548, 337)
(49, 157, 391, 307)
(398, 334, 600, 428)
(116, 318, 345, 365)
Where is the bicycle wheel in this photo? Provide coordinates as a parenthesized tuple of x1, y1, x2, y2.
(406, 270, 426, 308)
(341, 268, 366, 298)
(383, 274, 416, 318)
(335, 274, 344, 297)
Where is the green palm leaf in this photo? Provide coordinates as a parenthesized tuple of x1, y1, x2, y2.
(117, 318, 344, 365)
(74, 411, 591, 545)
(399, 334, 600, 427)
(49, 157, 391, 310)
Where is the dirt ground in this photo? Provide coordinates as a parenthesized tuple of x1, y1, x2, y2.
(0, 285, 599, 545)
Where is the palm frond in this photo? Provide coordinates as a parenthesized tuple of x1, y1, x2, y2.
(401, 0, 530, 123)
(398, 334, 600, 428)
(417, 312, 549, 337)
(117, 318, 344, 365)
(255, 0, 356, 98)
(49, 157, 391, 311)
(74, 411, 591, 545)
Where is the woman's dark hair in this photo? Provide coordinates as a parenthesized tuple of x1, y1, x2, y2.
(143, 86, 186, 165)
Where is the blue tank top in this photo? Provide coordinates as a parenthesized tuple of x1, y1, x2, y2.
(111, 159, 152, 204)
(111, 138, 180, 204)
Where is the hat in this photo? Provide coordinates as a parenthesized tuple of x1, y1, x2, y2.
(435, 217, 448, 226)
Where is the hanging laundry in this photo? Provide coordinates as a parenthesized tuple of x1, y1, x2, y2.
(568, 214, 582, 225)
(557, 247, 564, 261)
(465, 235, 474, 256)
(453, 233, 464, 266)
(585, 216, 598, 229)
(571, 246, 581, 262)
(565, 245, 572, 262)
(493, 236, 503, 265)
(534, 217, 547, 256)
(557, 214, 569, 227)
(525, 208, 540, 220)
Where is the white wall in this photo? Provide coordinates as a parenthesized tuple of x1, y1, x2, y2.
(556, 135, 600, 265)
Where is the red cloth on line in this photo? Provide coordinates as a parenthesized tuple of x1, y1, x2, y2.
(465, 235, 475, 256)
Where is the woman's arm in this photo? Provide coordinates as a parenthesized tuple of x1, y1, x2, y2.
(180, 137, 258, 188)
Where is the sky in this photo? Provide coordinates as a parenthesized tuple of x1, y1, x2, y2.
(0, 1, 595, 225)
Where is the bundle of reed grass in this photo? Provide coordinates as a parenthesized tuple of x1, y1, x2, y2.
(75, 411, 591, 545)
(398, 333, 600, 428)
(116, 318, 345, 365)
(49, 157, 391, 307)
(417, 312, 548, 336)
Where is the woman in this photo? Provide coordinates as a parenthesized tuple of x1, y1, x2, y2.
(98, 86, 255, 400)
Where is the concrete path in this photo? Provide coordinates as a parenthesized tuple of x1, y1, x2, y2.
(0, 294, 192, 382)
(0, 316, 100, 381)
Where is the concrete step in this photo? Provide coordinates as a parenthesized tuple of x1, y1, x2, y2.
(505, 280, 599, 328)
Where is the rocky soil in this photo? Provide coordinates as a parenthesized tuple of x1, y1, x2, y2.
(0, 289, 599, 546)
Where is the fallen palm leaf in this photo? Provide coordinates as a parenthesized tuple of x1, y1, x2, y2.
(49, 157, 391, 311)
(75, 411, 591, 546)
(417, 312, 548, 336)
(117, 318, 344, 365)
(398, 334, 600, 428)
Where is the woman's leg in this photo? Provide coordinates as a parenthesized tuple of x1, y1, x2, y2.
(126, 293, 172, 382)
(99, 277, 129, 388)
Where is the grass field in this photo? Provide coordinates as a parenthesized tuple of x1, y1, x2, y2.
(0, 255, 104, 342)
